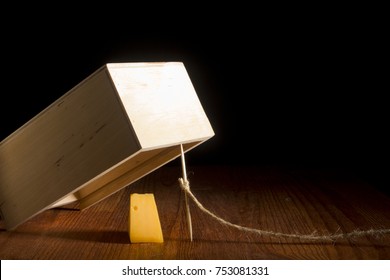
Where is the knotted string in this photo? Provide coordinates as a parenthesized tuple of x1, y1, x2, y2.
(178, 148, 390, 242)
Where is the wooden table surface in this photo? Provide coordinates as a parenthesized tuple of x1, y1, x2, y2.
(1, 165, 389, 260)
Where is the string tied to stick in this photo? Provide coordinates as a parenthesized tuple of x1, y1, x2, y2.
(179, 180, 390, 242)
(179, 144, 193, 241)
(178, 145, 390, 242)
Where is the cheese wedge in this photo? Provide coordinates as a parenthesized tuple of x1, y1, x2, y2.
(129, 193, 164, 243)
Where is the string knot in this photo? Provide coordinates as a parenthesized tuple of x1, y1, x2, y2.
(178, 178, 190, 192)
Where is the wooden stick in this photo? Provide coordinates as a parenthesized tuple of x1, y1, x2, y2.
(180, 144, 193, 241)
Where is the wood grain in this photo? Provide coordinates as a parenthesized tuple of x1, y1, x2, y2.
(0, 165, 389, 259)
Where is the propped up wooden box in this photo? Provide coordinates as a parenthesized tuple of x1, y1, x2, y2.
(0, 62, 214, 230)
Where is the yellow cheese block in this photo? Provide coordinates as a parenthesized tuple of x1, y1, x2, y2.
(129, 193, 164, 243)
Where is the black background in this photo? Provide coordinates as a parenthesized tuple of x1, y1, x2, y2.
(1, 5, 388, 190)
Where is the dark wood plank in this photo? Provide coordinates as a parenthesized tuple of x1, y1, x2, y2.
(0, 165, 389, 259)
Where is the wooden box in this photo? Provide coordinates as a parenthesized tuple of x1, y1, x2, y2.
(0, 62, 214, 230)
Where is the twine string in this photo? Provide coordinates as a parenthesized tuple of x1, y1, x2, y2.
(178, 177, 390, 242)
